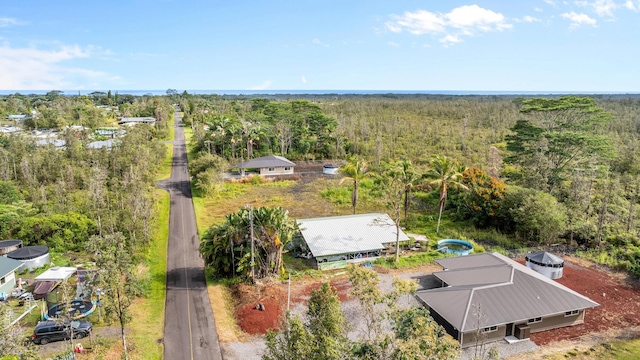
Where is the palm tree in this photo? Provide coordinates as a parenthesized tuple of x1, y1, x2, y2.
(398, 160, 419, 225)
(339, 157, 369, 214)
(424, 156, 468, 233)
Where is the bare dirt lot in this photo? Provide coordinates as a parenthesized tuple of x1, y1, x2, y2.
(525, 257, 640, 346)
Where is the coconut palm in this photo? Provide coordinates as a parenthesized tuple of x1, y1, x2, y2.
(424, 156, 468, 233)
(398, 160, 420, 225)
(339, 157, 369, 215)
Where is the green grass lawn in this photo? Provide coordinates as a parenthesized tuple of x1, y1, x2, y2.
(128, 189, 169, 360)
(155, 143, 174, 181)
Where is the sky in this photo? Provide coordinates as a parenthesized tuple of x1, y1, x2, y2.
(0, 0, 639, 92)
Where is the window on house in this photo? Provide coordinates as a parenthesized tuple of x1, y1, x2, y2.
(565, 310, 580, 317)
(482, 326, 498, 333)
(284, 167, 290, 171)
(268, 167, 275, 172)
(527, 317, 542, 324)
(0, 277, 5, 285)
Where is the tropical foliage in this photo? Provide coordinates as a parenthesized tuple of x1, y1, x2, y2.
(199, 206, 300, 279)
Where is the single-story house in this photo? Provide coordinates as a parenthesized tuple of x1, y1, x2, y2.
(415, 252, 599, 348)
(118, 117, 156, 126)
(296, 213, 409, 266)
(0, 256, 24, 295)
(236, 155, 295, 177)
(88, 139, 118, 150)
(7, 114, 27, 122)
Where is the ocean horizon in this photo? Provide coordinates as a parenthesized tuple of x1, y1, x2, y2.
(1, 89, 638, 96)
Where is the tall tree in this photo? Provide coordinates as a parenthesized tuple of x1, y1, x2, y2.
(375, 161, 408, 262)
(424, 156, 468, 233)
(505, 96, 613, 193)
(340, 156, 369, 214)
(87, 232, 136, 360)
(263, 283, 350, 360)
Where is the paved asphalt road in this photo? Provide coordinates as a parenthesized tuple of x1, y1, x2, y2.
(162, 108, 222, 360)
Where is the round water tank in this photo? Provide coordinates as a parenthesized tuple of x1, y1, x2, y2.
(323, 164, 339, 175)
(0, 239, 22, 256)
(525, 251, 564, 279)
(6, 245, 50, 271)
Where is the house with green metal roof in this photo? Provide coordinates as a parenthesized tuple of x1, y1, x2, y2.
(0, 256, 24, 295)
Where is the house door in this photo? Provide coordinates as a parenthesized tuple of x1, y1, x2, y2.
(505, 323, 514, 337)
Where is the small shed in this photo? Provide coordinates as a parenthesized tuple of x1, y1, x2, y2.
(525, 251, 564, 279)
(6, 245, 50, 271)
(0, 239, 22, 255)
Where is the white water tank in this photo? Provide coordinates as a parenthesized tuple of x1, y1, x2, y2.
(525, 251, 564, 279)
(323, 164, 339, 175)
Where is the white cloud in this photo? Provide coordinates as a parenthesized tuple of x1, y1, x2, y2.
(517, 15, 542, 22)
(387, 41, 400, 47)
(386, 5, 511, 46)
(440, 34, 462, 47)
(312, 38, 329, 47)
(386, 10, 446, 35)
(0, 17, 23, 27)
(561, 11, 598, 28)
(575, 0, 619, 17)
(301, 76, 307, 84)
(0, 41, 120, 89)
(247, 80, 273, 90)
(625, 0, 640, 10)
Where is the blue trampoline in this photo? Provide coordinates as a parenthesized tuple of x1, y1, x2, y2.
(437, 239, 474, 255)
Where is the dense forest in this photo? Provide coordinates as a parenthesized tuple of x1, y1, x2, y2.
(177, 93, 640, 277)
(2, 91, 640, 278)
(0, 91, 171, 256)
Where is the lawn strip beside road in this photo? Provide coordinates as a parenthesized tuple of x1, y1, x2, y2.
(128, 189, 169, 360)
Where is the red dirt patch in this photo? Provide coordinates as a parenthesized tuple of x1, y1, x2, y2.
(521, 258, 640, 345)
(231, 274, 355, 335)
(293, 276, 353, 303)
(231, 282, 288, 335)
(236, 297, 282, 335)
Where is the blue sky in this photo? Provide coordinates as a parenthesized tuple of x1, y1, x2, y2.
(1, 0, 639, 92)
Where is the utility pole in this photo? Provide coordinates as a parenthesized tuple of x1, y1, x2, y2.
(250, 206, 255, 280)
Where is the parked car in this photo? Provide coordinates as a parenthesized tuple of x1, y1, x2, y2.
(32, 320, 92, 345)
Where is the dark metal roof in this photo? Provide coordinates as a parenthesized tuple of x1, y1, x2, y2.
(526, 251, 564, 265)
(417, 252, 599, 332)
(6, 245, 49, 260)
(435, 252, 507, 270)
(434, 265, 513, 287)
(0, 239, 22, 248)
(236, 155, 296, 169)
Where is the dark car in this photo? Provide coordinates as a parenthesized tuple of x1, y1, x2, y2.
(32, 320, 92, 345)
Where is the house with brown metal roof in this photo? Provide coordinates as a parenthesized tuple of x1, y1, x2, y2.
(235, 155, 295, 177)
(415, 252, 599, 348)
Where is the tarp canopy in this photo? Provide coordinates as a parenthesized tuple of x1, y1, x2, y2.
(7, 246, 49, 260)
(36, 267, 77, 282)
(33, 280, 58, 300)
